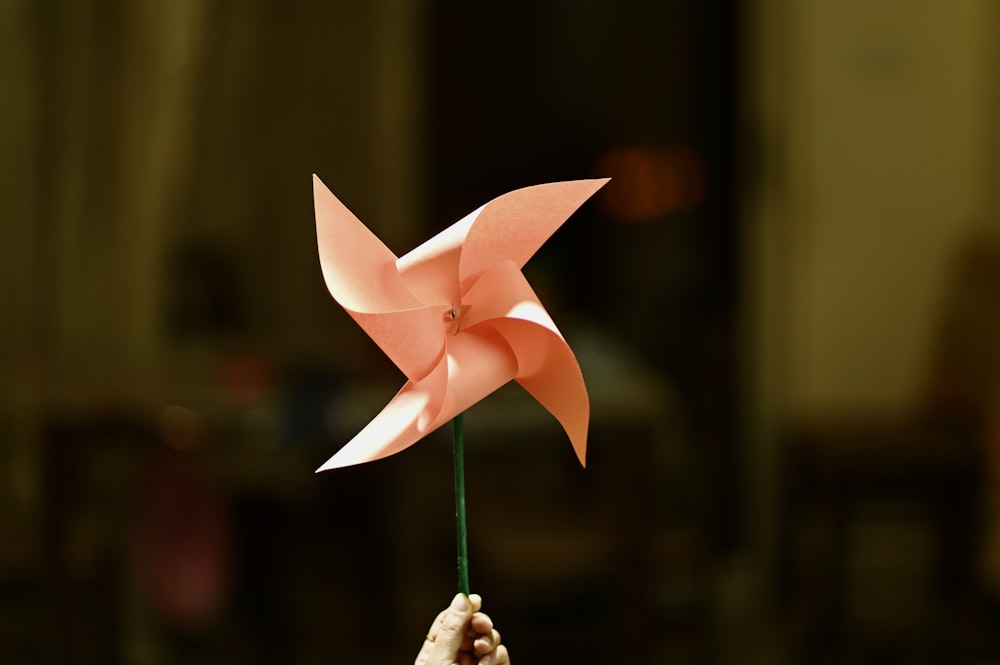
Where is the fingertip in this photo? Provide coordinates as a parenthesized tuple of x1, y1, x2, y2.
(468, 593, 482, 612)
(449, 593, 470, 613)
(428, 595, 474, 661)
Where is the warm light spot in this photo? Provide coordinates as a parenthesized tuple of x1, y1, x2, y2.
(158, 405, 202, 451)
(594, 145, 707, 222)
(219, 355, 270, 403)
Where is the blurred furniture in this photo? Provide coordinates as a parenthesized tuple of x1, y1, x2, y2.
(779, 418, 981, 661)
(778, 234, 1000, 662)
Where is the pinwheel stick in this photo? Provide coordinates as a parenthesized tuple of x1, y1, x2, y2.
(452, 413, 470, 595)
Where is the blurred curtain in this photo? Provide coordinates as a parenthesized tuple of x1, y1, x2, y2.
(0, 0, 426, 569)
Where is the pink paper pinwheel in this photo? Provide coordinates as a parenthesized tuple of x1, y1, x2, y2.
(314, 175, 608, 472)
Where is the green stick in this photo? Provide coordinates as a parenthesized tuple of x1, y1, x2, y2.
(452, 413, 470, 594)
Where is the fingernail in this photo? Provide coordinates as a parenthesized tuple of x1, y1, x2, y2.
(450, 593, 469, 612)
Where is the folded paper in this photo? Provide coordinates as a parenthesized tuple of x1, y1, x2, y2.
(314, 175, 608, 471)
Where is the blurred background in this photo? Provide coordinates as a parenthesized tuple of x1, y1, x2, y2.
(2, 0, 1000, 663)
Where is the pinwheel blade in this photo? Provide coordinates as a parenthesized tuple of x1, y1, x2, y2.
(314, 175, 447, 382)
(318, 326, 518, 471)
(461, 260, 589, 466)
(492, 317, 589, 466)
(458, 178, 609, 291)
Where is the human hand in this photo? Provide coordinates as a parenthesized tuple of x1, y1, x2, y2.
(414, 593, 510, 665)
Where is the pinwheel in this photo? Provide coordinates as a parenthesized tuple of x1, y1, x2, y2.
(313, 174, 607, 590)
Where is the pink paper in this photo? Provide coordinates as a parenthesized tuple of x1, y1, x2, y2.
(313, 176, 608, 471)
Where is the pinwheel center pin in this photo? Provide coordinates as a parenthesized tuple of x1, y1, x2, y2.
(444, 304, 470, 334)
